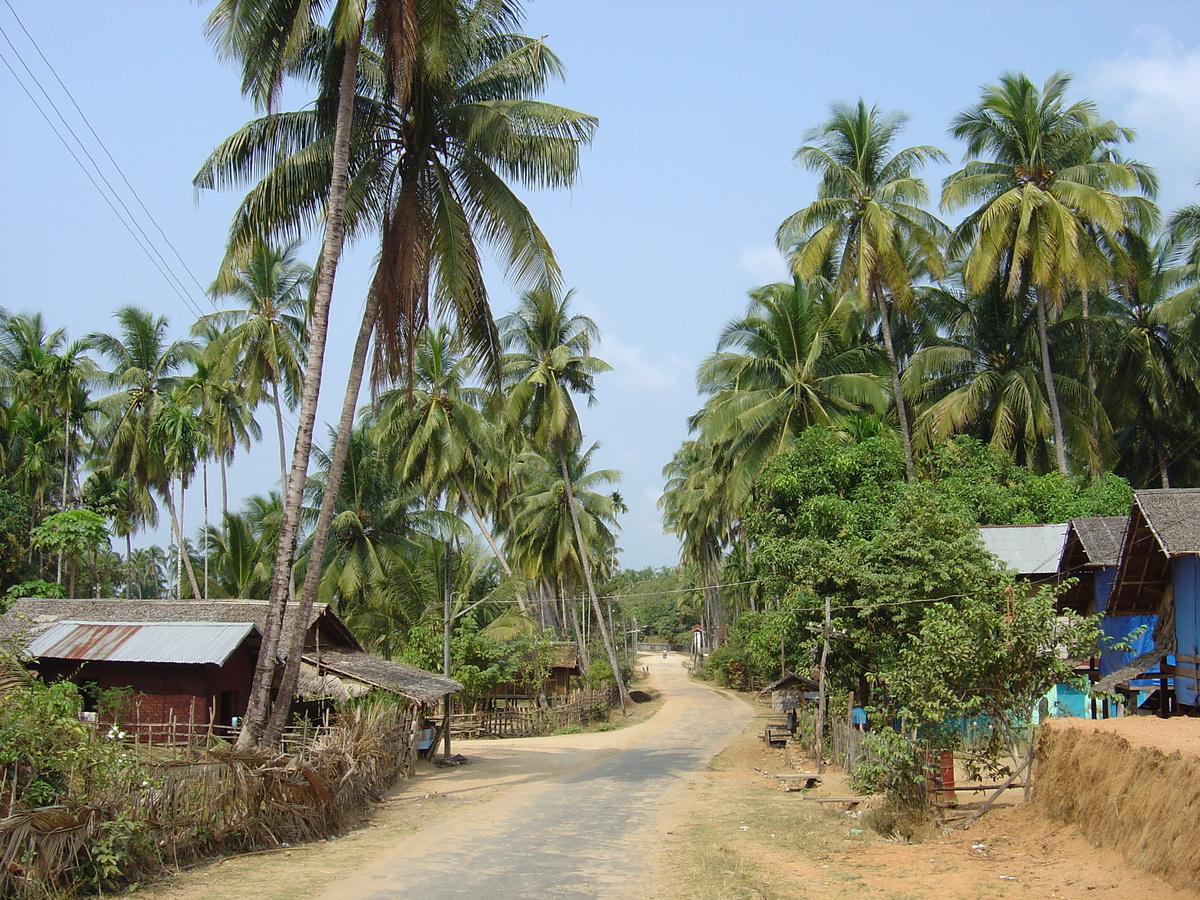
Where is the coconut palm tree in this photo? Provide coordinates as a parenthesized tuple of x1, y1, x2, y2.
(941, 71, 1158, 474)
(692, 278, 886, 485)
(501, 286, 628, 706)
(201, 3, 597, 747)
(198, 240, 308, 485)
(378, 325, 515, 578)
(777, 100, 948, 479)
(906, 281, 1096, 470)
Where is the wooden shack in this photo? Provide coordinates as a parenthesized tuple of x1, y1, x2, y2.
(0, 598, 461, 741)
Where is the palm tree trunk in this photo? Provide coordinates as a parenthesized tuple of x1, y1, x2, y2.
(203, 460, 210, 600)
(263, 290, 378, 746)
(568, 591, 589, 672)
(272, 381, 288, 487)
(1082, 283, 1100, 475)
(1035, 287, 1070, 474)
(556, 441, 628, 711)
(125, 532, 133, 600)
(875, 288, 915, 481)
(164, 481, 202, 601)
(220, 455, 229, 541)
(238, 17, 363, 752)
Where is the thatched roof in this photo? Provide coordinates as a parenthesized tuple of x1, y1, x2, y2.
(307, 650, 461, 704)
(1062, 517, 1127, 570)
(0, 598, 359, 651)
(1109, 490, 1200, 616)
(548, 642, 581, 673)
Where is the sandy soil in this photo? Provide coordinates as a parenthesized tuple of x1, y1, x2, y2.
(133, 673, 1199, 900)
(668, 705, 1199, 900)
(1043, 713, 1200, 756)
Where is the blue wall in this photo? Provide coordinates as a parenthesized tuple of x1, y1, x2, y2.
(1175, 555, 1200, 707)
(1097, 566, 1158, 684)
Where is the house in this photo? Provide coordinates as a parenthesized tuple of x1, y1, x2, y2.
(485, 642, 583, 707)
(979, 522, 1095, 719)
(0, 598, 461, 739)
(1059, 516, 1159, 688)
(1102, 489, 1200, 713)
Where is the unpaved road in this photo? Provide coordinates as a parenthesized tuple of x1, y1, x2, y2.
(326, 652, 748, 899)
(138, 656, 1200, 900)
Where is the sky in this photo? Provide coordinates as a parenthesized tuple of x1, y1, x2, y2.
(3, 1, 1200, 571)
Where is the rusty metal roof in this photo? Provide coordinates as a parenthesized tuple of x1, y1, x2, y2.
(26, 621, 258, 666)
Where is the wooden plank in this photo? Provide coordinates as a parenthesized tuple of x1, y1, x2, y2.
(773, 773, 821, 780)
(803, 796, 867, 803)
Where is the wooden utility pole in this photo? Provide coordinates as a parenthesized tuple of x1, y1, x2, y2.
(815, 597, 831, 774)
(442, 541, 452, 759)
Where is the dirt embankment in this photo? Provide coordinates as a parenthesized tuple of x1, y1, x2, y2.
(1035, 717, 1200, 892)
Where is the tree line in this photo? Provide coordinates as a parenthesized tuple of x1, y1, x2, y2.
(663, 73, 1200, 641)
(1, 1, 662, 747)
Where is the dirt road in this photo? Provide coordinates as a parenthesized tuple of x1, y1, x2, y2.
(139, 659, 1197, 900)
(325, 652, 747, 899)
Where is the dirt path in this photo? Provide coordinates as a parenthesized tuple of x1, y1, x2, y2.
(137, 662, 1197, 900)
(138, 652, 748, 900)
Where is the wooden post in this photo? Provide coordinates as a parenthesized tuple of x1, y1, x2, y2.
(443, 541, 453, 759)
(816, 597, 831, 774)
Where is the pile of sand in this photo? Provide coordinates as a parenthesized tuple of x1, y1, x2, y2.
(1035, 717, 1200, 892)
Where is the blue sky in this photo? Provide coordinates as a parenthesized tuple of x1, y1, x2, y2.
(3, 1, 1200, 570)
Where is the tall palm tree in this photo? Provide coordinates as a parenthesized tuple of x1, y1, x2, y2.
(906, 281, 1096, 469)
(777, 100, 948, 479)
(941, 71, 1158, 474)
(87, 307, 196, 495)
(198, 240, 310, 484)
(150, 389, 204, 600)
(692, 279, 886, 483)
(501, 286, 628, 706)
(378, 325, 515, 579)
(201, 3, 596, 747)
(1100, 234, 1200, 487)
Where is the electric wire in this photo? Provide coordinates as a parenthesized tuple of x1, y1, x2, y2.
(0, 13, 207, 320)
(1, 0, 216, 306)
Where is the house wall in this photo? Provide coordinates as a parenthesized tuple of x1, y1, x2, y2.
(1174, 555, 1200, 707)
(36, 644, 256, 729)
(1097, 566, 1158, 682)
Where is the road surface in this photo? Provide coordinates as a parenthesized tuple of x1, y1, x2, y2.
(324, 652, 750, 899)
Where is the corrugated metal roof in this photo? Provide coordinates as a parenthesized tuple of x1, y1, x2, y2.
(979, 523, 1069, 576)
(27, 621, 258, 666)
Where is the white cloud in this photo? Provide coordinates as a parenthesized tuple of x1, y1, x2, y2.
(598, 332, 690, 397)
(737, 244, 790, 285)
(1089, 29, 1200, 156)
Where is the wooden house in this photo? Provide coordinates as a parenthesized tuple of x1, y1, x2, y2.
(0, 598, 460, 739)
(1102, 489, 1200, 713)
(485, 642, 583, 707)
(1059, 516, 1158, 688)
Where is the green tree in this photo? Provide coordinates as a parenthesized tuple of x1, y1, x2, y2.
(201, 2, 596, 747)
(501, 286, 628, 706)
(777, 100, 948, 479)
(198, 240, 309, 484)
(30, 509, 109, 598)
(942, 71, 1158, 474)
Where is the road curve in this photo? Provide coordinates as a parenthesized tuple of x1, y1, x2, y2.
(323, 652, 751, 899)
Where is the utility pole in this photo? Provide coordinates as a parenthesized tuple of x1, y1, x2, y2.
(442, 541, 452, 759)
(815, 597, 831, 774)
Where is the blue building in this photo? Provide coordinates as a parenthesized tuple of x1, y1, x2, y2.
(1104, 489, 1200, 714)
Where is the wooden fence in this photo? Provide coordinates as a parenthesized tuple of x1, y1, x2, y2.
(450, 686, 615, 739)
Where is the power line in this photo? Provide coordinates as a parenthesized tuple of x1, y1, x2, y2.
(0, 10, 209, 320)
(1, 0, 216, 306)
